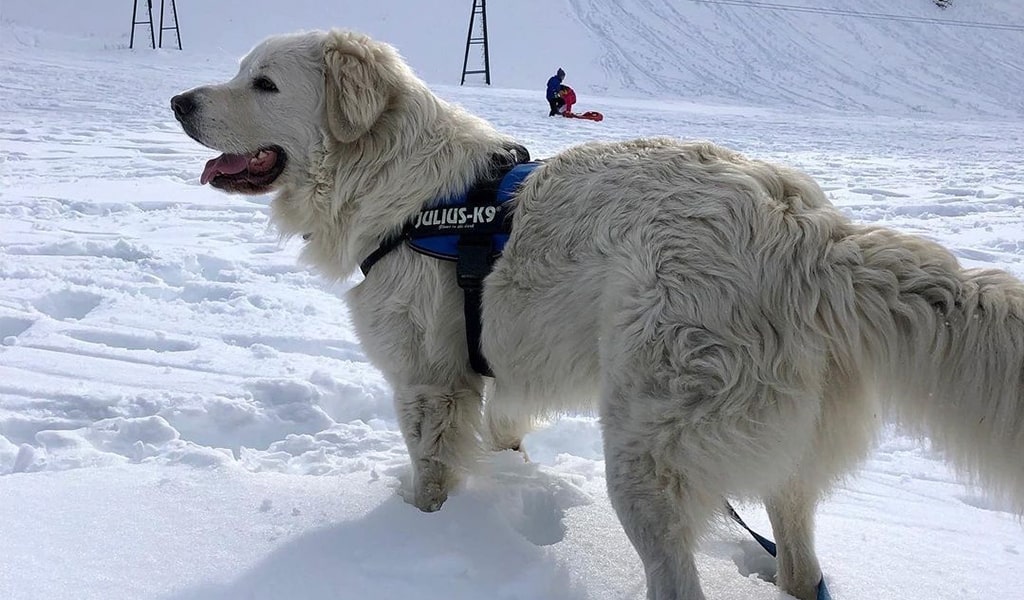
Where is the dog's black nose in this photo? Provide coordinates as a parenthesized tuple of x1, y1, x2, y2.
(171, 94, 196, 119)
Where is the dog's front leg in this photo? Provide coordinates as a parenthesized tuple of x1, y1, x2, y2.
(394, 384, 482, 512)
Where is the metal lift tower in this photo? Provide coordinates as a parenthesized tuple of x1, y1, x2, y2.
(460, 0, 491, 85)
(129, 0, 182, 50)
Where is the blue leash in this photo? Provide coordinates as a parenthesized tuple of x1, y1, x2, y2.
(726, 502, 833, 600)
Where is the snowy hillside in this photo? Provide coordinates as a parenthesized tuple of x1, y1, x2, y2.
(2, 0, 1023, 116)
(2, 1, 1024, 600)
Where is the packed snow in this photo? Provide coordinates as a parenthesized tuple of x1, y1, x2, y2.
(1, 1, 1023, 599)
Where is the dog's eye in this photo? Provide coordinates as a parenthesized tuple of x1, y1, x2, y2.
(253, 76, 279, 93)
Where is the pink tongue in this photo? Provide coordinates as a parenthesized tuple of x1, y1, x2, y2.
(201, 154, 250, 185)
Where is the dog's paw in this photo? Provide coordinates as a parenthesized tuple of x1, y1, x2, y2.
(394, 457, 456, 512)
(412, 482, 448, 512)
(491, 445, 531, 464)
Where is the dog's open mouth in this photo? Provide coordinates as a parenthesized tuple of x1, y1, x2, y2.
(200, 146, 287, 194)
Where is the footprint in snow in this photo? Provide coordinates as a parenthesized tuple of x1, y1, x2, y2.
(31, 289, 103, 321)
(0, 316, 35, 344)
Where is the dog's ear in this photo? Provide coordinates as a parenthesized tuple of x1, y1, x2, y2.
(323, 33, 389, 143)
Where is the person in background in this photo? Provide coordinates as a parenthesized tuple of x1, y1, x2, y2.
(557, 84, 576, 115)
(546, 68, 566, 116)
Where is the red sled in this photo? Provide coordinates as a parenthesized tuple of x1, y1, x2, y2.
(562, 110, 604, 122)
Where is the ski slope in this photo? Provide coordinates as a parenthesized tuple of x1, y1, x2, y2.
(2, 1, 1024, 599)
(565, 0, 1024, 116)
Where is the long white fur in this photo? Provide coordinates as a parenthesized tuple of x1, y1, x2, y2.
(175, 28, 1024, 600)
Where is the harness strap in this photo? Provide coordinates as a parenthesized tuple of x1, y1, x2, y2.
(359, 232, 406, 276)
(456, 235, 495, 376)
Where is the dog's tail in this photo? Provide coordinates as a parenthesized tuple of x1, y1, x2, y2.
(841, 227, 1024, 513)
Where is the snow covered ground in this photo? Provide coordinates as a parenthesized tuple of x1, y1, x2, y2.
(2, 3, 1024, 600)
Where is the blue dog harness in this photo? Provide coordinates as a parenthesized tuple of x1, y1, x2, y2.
(359, 145, 539, 377)
(403, 160, 537, 262)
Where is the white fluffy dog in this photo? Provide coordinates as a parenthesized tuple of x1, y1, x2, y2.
(172, 29, 1024, 600)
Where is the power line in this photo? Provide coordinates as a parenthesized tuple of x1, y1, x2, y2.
(686, 0, 1024, 33)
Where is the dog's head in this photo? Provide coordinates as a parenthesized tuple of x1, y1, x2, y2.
(171, 29, 407, 195)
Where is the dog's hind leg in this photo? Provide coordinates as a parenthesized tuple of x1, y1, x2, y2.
(601, 389, 716, 600)
(394, 384, 482, 512)
(764, 370, 877, 600)
(764, 483, 822, 600)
